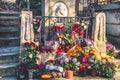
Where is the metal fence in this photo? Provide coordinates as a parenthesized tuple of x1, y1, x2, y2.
(35, 16, 93, 46)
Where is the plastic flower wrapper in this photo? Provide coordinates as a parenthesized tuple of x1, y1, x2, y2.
(106, 43, 118, 56)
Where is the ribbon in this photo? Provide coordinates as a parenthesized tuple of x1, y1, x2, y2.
(37, 23, 41, 33)
(71, 31, 77, 44)
(54, 26, 65, 32)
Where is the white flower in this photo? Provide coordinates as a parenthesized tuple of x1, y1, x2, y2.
(72, 58, 77, 63)
(29, 54, 33, 58)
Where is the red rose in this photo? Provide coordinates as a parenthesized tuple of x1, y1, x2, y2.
(24, 42, 30, 45)
(30, 42, 36, 47)
(49, 59, 54, 63)
(74, 22, 80, 27)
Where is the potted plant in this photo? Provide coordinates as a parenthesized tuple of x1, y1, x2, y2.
(101, 61, 116, 78)
(23, 42, 40, 79)
(62, 57, 77, 79)
(15, 62, 27, 79)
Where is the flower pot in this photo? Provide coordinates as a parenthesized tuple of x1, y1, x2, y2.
(65, 70, 73, 79)
(28, 69, 33, 79)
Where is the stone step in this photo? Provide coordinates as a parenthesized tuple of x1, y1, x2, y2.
(0, 29, 20, 33)
(0, 37, 20, 40)
(0, 54, 19, 64)
(0, 22, 19, 26)
(0, 51, 18, 57)
(0, 62, 18, 77)
(0, 62, 18, 69)
(0, 40, 20, 47)
(0, 46, 20, 53)
(0, 12, 20, 15)
(0, 32, 20, 38)
(0, 26, 20, 30)
(0, 76, 17, 80)
(0, 16, 19, 20)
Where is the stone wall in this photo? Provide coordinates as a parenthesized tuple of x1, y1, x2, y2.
(106, 11, 120, 49)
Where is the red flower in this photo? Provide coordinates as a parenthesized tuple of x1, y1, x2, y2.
(49, 59, 54, 63)
(79, 65, 86, 71)
(72, 27, 78, 31)
(74, 22, 80, 27)
(35, 18, 39, 23)
(30, 42, 36, 47)
(79, 30, 84, 35)
(24, 42, 30, 45)
(56, 47, 63, 54)
(85, 62, 91, 67)
(37, 62, 44, 69)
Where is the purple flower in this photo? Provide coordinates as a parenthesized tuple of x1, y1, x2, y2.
(60, 59, 64, 64)
(64, 58, 69, 63)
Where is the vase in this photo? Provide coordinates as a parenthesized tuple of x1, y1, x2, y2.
(28, 69, 33, 79)
(65, 70, 73, 79)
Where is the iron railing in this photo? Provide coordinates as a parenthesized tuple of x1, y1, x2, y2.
(35, 16, 93, 46)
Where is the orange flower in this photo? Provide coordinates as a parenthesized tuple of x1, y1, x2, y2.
(59, 35, 64, 39)
(67, 49, 76, 56)
(84, 53, 89, 58)
(76, 45, 82, 52)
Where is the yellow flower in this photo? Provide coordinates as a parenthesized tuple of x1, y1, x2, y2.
(111, 56, 115, 60)
(101, 53, 106, 58)
(96, 55, 101, 61)
(108, 58, 112, 62)
(105, 55, 110, 59)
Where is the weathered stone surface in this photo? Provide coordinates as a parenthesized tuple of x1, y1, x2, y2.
(0, 46, 20, 53)
(93, 12, 106, 53)
(0, 12, 20, 77)
(0, 54, 19, 64)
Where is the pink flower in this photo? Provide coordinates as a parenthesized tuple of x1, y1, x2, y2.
(37, 62, 44, 69)
(64, 58, 69, 63)
(82, 57, 87, 63)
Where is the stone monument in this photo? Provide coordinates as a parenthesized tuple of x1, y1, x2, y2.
(93, 12, 106, 53)
(21, 11, 34, 43)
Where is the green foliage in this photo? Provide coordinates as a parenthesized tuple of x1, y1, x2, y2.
(63, 62, 76, 70)
(101, 62, 116, 78)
